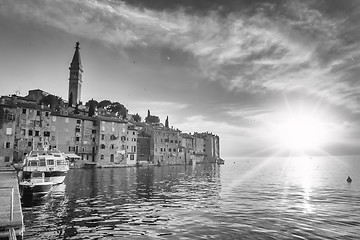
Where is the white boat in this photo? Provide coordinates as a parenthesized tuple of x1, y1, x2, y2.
(22, 148, 69, 185)
(19, 171, 53, 196)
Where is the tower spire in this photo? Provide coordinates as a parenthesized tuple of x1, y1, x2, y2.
(68, 42, 83, 106)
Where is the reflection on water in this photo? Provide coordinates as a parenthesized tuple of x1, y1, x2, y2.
(23, 157, 360, 239)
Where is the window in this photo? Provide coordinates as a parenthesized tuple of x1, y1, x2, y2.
(130, 154, 134, 160)
(175, 140, 178, 143)
(47, 159, 54, 165)
(169, 148, 171, 152)
(100, 155, 104, 160)
(75, 146, 78, 153)
(133, 132, 135, 135)
(170, 140, 173, 143)
(76, 137, 80, 142)
(110, 154, 114, 162)
(101, 134, 105, 140)
(43, 131, 50, 137)
(75, 127, 80, 132)
(173, 149, 176, 152)
(160, 148, 163, 152)
(133, 146, 136, 152)
(101, 144, 106, 149)
(110, 135, 116, 140)
(28, 142, 32, 147)
(82, 147, 85, 152)
(4, 156, 10, 162)
(6, 128, 12, 135)
(7, 113, 15, 121)
(21, 129, 26, 135)
(77, 119, 81, 124)
(165, 139, 169, 143)
(111, 144, 114, 150)
(4, 142, 11, 148)
(37, 110, 40, 116)
(22, 108, 27, 114)
(92, 138, 96, 143)
(45, 112, 49, 117)
(35, 131, 40, 136)
(92, 129, 96, 134)
(155, 148, 158, 152)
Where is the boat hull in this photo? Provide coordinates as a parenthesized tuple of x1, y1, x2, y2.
(20, 182, 53, 196)
(22, 171, 67, 185)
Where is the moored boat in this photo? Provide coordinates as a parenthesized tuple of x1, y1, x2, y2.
(21, 148, 69, 185)
(19, 171, 53, 196)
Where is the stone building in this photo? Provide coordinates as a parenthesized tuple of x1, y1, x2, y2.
(0, 97, 17, 167)
(126, 125, 138, 165)
(137, 131, 151, 163)
(142, 125, 185, 165)
(49, 113, 97, 167)
(96, 116, 128, 166)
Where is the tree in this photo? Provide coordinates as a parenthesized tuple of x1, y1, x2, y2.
(88, 98, 96, 117)
(85, 99, 98, 108)
(40, 94, 64, 110)
(145, 110, 151, 123)
(147, 115, 160, 124)
(98, 100, 112, 110)
(133, 113, 141, 122)
(109, 102, 128, 119)
(165, 116, 169, 128)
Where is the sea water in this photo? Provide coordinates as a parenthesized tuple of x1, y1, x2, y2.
(22, 156, 360, 239)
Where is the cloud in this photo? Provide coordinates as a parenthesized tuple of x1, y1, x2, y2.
(3, 0, 360, 112)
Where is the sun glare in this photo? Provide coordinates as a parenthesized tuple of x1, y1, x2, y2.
(276, 114, 327, 152)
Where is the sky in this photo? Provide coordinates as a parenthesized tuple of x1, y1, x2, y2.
(1, 0, 360, 158)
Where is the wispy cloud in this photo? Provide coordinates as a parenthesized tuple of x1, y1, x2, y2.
(3, 0, 360, 112)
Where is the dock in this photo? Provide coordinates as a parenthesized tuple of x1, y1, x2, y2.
(0, 168, 23, 240)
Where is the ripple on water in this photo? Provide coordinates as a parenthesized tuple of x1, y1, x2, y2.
(22, 160, 360, 239)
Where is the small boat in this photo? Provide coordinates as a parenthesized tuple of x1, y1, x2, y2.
(19, 171, 53, 196)
(22, 147, 70, 185)
(347, 176, 352, 183)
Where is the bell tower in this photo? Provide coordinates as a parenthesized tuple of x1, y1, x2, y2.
(68, 42, 83, 106)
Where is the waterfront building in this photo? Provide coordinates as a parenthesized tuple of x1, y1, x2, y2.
(0, 97, 17, 167)
(180, 133, 195, 164)
(49, 113, 97, 167)
(137, 131, 151, 163)
(0, 95, 54, 164)
(192, 132, 220, 163)
(142, 125, 185, 165)
(126, 125, 138, 165)
(96, 116, 128, 166)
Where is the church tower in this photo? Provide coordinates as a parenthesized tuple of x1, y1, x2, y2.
(68, 42, 83, 106)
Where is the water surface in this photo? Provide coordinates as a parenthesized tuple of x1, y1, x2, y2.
(23, 156, 360, 239)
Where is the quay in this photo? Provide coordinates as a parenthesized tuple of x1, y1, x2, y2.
(0, 168, 23, 240)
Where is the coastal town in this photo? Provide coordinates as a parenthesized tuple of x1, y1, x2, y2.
(0, 42, 222, 169)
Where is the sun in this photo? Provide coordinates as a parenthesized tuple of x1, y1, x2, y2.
(275, 113, 327, 152)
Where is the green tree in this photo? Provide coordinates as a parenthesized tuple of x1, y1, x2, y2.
(88, 98, 97, 117)
(165, 116, 169, 128)
(40, 94, 63, 110)
(133, 113, 141, 122)
(147, 115, 160, 124)
(85, 99, 99, 108)
(98, 100, 112, 110)
(109, 102, 128, 119)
